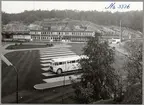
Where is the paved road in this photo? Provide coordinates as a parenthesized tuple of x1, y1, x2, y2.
(109, 43, 128, 55)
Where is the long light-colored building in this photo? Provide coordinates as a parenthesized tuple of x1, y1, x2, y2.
(30, 30, 95, 42)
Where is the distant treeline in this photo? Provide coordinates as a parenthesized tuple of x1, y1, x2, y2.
(2, 10, 143, 32)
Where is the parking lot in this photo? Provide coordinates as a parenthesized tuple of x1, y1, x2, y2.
(35, 45, 82, 89)
(2, 42, 128, 103)
(2, 43, 83, 103)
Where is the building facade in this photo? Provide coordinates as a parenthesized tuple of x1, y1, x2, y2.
(30, 30, 95, 42)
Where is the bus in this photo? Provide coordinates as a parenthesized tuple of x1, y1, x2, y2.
(45, 55, 87, 74)
(109, 38, 120, 44)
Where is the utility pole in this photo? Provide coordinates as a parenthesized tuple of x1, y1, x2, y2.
(40, 32, 41, 42)
(120, 20, 122, 42)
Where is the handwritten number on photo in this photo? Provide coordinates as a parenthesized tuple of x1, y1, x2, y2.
(118, 4, 130, 9)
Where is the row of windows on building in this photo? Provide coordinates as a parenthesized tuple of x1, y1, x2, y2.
(31, 36, 89, 41)
(68, 38, 88, 41)
(31, 36, 61, 40)
(30, 31, 94, 36)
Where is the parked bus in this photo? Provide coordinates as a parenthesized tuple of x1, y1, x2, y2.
(46, 55, 87, 74)
(109, 38, 120, 44)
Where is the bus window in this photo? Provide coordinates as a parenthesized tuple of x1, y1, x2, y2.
(54, 62, 59, 65)
(62, 62, 66, 64)
(71, 60, 75, 63)
(76, 59, 80, 62)
(59, 62, 62, 65)
(67, 61, 71, 63)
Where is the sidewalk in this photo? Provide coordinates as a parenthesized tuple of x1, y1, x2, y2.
(34, 74, 81, 90)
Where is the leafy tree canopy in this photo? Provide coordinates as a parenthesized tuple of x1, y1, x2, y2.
(72, 33, 118, 103)
(2, 10, 143, 32)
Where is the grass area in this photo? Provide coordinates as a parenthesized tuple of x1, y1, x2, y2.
(2, 50, 77, 103)
(6, 44, 51, 49)
(49, 92, 76, 104)
(2, 50, 43, 98)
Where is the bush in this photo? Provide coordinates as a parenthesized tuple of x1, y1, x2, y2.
(9, 46, 13, 49)
(20, 42, 23, 45)
(46, 43, 53, 47)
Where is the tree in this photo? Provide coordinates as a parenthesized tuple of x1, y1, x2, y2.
(123, 40, 142, 85)
(72, 32, 118, 103)
(24, 14, 39, 24)
(121, 40, 142, 104)
(2, 10, 142, 32)
(2, 12, 10, 25)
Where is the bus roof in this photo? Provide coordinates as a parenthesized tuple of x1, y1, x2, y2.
(51, 55, 88, 62)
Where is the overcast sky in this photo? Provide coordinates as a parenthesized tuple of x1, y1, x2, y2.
(2, 1, 143, 13)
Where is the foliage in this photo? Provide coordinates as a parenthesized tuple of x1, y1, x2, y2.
(2, 12, 10, 24)
(121, 40, 142, 104)
(72, 81, 94, 103)
(121, 83, 142, 104)
(2, 10, 143, 32)
(72, 32, 119, 103)
(123, 40, 142, 84)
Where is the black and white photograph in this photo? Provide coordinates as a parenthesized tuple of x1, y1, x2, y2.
(1, 1, 143, 104)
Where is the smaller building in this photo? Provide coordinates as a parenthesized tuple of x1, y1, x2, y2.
(13, 34, 31, 41)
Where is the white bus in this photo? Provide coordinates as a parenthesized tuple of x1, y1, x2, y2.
(109, 38, 121, 44)
(46, 55, 87, 74)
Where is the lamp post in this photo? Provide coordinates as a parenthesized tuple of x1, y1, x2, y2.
(12, 66, 19, 103)
(62, 73, 65, 104)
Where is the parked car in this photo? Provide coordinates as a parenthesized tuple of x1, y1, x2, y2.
(46, 43, 53, 47)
